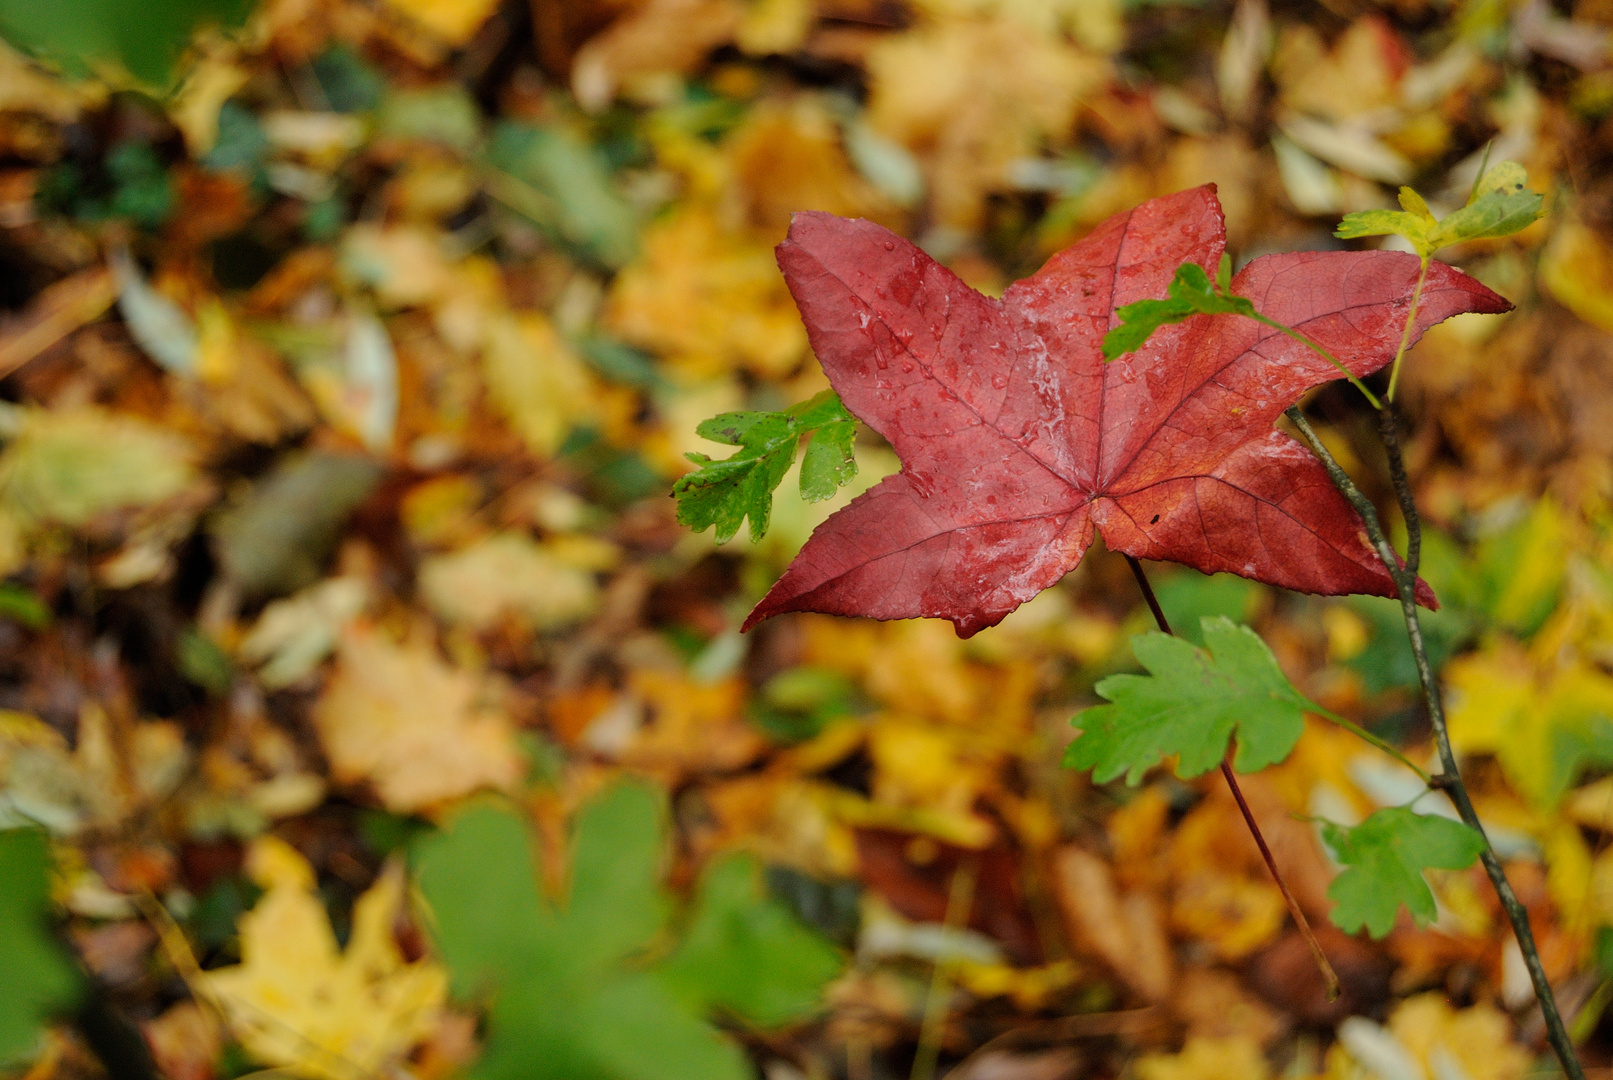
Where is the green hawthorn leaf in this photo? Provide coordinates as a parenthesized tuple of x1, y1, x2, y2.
(1064, 616, 1313, 785)
(1429, 162, 1543, 249)
(799, 420, 857, 502)
(416, 785, 842, 1080)
(1102, 262, 1257, 361)
(1334, 163, 1541, 258)
(1334, 208, 1433, 249)
(1100, 296, 1198, 360)
(786, 389, 855, 429)
(0, 829, 82, 1065)
(674, 393, 861, 542)
(1321, 808, 1485, 939)
(1397, 186, 1435, 220)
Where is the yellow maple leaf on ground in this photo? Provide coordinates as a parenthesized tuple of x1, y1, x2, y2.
(313, 624, 524, 813)
(203, 837, 447, 1080)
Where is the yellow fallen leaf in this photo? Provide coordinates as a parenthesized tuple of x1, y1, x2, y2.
(383, 0, 501, 45)
(1447, 641, 1613, 805)
(1135, 1036, 1271, 1080)
(313, 624, 523, 813)
(570, 0, 742, 112)
(1386, 993, 1529, 1080)
(340, 224, 457, 310)
(481, 312, 597, 458)
(203, 837, 447, 1080)
(0, 406, 196, 528)
(1273, 17, 1403, 122)
(1541, 219, 1613, 334)
(868, 720, 998, 843)
(169, 52, 249, 156)
(417, 531, 599, 632)
(606, 206, 807, 380)
(725, 96, 898, 233)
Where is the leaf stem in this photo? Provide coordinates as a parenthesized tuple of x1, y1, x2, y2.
(1384, 260, 1429, 403)
(1122, 554, 1341, 1002)
(1284, 405, 1586, 1080)
(1311, 706, 1431, 785)
(1247, 313, 1382, 410)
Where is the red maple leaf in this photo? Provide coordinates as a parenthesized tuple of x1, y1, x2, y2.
(745, 186, 1509, 638)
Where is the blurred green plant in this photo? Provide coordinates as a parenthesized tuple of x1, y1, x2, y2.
(0, 0, 253, 86)
(0, 829, 82, 1065)
(415, 784, 843, 1080)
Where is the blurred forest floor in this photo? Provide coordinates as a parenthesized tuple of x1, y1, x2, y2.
(2, 0, 1613, 1077)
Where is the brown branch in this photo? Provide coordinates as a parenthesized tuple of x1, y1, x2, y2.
(1123, 554, 1340, 1001)
(1286, 405, 1585, 1080)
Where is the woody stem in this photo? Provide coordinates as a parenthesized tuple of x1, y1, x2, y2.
(1123, 555, 1340, 1001)
(1284, 406, 1585, 1080)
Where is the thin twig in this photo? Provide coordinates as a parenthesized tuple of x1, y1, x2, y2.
(1286, 405, 1586, 1080)
(1123, 554, 1341, 1001)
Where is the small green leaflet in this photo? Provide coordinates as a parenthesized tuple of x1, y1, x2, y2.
(415, 784, 842, 1080)
(1100, 258, 1254, 361)
(0, 829, 82, 1065)
(673, 390, 859, 543)
(1334, 161, 1544, 258)
(1064, 616, 1314, 785)
(1321, 807, 1485, 939)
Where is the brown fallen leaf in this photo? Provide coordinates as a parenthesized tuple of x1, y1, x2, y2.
(313, 623, 524, 813)
(571, 0, 743, 111)
(1050, 845, 1172, 1002)
(0, 266, 115, 380)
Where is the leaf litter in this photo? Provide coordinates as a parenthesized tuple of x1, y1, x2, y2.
(0, 0, 1608, 1079)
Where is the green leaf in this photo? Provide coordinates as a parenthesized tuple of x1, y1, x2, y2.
(0, 0, 253, 85)
(1397, 186, 1435, 220)
(484, 122, 638, 269)
(0, 829, 82, 1066)
(673, 392, 859, 543)
(657, 854, 843, 1027)
(415, 784, 842, 1080)
(1429, 161, 1543, 250)
(1150, 570, 1261, 647)
(1334, 162, 1542, 258)
(1064, 616, 1313, 785)
(1342, 594, 1472, 695)
(563, 782, 668, 973)
(799, 420, 857, 502)
(1334, 208, 1433, 247)
(1321, 808, 1485, 939)
(1101, 262, 1255, 361)
(0, 583, 51, 629)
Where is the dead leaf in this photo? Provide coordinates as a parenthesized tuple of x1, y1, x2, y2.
(864, 15, 1106, 228)
(418, 531, 599, 632)
(203, 837, 448, 1080)
(312, 624, 524, 812)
